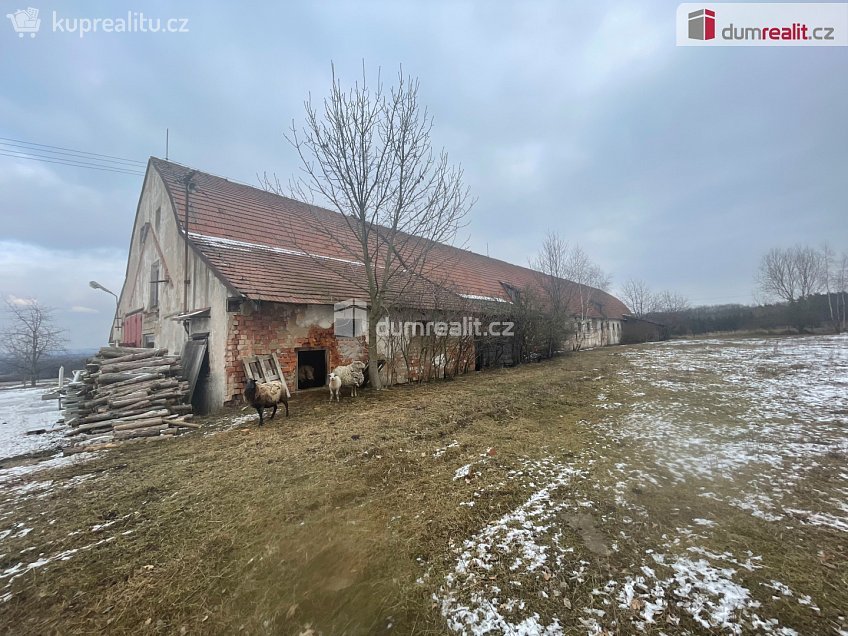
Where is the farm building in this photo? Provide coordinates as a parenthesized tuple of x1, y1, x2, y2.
(112, 158, 630, 412)
(620, 315, 670, 344)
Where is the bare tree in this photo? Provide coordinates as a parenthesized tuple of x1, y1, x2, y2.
(756, 245, 826, 332)
(264, 65, 472, 388)
(757, 245, 824, 304)
(1, 298, 66, 387)
(839, 252, 848, 333)
(654, 290, 690, 314)
(620, 278, 656, 317)
(565, 244, 611, 348)
(530, 231, 577, 357)
(821, 244, 848, 333)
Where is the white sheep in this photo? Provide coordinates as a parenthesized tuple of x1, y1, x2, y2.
(328, 372, 342, 402)
(330, 361, 366, 398)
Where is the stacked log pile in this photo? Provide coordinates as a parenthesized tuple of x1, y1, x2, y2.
(62, 346, 198, 454)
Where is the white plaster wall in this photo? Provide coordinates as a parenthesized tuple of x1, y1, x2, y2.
(115, 167, 232, 410)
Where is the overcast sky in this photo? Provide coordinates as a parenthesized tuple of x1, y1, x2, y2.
(1, 1, 846, 349)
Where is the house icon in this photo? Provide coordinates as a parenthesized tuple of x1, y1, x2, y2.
(688, 8, 716, 41)
(6, 7, 41, 38)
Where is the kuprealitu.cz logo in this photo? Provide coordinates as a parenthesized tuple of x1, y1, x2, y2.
(6, 7, 41, 38)
(6, 6, 190, 39)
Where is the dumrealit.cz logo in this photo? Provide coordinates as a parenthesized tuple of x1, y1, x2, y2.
(677, 3, 848, 46)
(6, 6, 190, 39)
(688, 9, 716, 40)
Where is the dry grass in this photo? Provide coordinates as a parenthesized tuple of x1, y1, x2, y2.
(0, 346, 845, 635)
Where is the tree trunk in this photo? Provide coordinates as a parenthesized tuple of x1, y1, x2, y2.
(367, 316, 382, 389)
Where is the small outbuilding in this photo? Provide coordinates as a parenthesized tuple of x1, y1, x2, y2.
(620, 315, 670, 344)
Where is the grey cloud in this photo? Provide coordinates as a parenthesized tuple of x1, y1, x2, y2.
(0, 1, 845, 346)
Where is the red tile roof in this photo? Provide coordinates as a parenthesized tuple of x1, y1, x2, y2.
(150, 158, 629, 319)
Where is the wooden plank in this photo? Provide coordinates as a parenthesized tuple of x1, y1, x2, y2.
(272, 353, 291, 398)
(242, 355, 257, 376)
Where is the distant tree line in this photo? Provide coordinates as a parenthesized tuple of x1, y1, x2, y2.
(618, 244, 847, 337)
(754, 244, 847, 333)
(651, 296, 845, 337)
(0, 351, 91, 385)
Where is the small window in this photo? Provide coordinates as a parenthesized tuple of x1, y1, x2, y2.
(142, 334, 155, 349)
(501, 282, 521, 303)
(154, 207, 161, 232)
(227, 297, 243, 313)
(149, 261, 160, 308)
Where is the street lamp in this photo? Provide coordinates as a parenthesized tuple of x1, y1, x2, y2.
(89, 280, 117, 301)
(89, 280, 119, 345)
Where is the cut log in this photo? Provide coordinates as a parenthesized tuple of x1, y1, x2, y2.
(113, 417, 164, 432)
(108, 392, 151, 409)
(99, 359, 177, 374)
(98, 346, 152, 358)
(74, 433, 115, 444)
(97, 348, 168, 366)
(66, 420, 115, 435)
(104, 373, 164, 389)
(113, 425, 168, 440)
(110, 397, 155, 412)
(64, 442, 120, 455)
(170, 420, 201, 429)
(76, 411, 120, 425)
(152, 391, 187, 401)
(97, 372, 139, 384)
(112, 408, 171, 422)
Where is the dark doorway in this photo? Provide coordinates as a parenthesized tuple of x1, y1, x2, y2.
(183, 336, 211, 414)
(297, 349, 327, 390)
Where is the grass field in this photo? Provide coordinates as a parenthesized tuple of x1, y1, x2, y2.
(1, 335, 846, 635)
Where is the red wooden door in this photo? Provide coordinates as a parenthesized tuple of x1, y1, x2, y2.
(122, 313, 142, 347)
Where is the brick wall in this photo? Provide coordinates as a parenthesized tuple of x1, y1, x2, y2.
(224, 302, 367, 403)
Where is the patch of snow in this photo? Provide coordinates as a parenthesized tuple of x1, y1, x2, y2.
(0, 387, 64, 460)
(436, 457, 582, 634)
(453, 464, 473, 481)
(433, 441, 460, 458)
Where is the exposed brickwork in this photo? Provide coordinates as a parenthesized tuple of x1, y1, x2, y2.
(224, 303, 368, 404)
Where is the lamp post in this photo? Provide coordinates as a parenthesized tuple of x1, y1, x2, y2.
(89, 280, 119, 345)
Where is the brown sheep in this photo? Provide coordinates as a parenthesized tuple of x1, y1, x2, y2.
(244, 378, 289, 425)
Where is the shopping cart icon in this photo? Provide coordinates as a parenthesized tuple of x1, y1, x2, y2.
(6, 7, 41, 38)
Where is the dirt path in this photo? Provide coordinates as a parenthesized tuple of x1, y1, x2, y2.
(0, 335, 846, 635)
